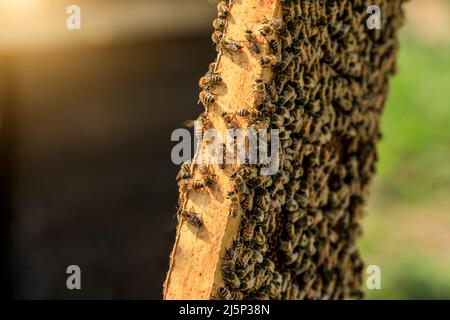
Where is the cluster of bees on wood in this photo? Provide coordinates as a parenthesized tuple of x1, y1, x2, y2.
(175, 0, 405, 300)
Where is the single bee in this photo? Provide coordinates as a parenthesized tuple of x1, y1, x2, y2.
(270, 18, 283, 31)
(209, 61, 217, 73)
(176, 161, 191, 181)
(179, 179, 205, 191)
(259, 18, 283, 36)
(212, 17, 226, 31)
(223, 267, 241, 289)
(280, 240, 293, 254)
(239, 275, 256, 292)
(265, 80, 279, 101)
(253, 250, 264, 264)
(236, 108, 250, 118)
(211, 30, 224, 45)
(269, 39, 280, 55)
(260, 54, 279, 68)
(250, 207, 265, 223)
(241, 218, 256, 241)
(253, 235, 268, 253)
(241, 190, 254, 211)
(227, 191, 240, 204)
(184, 118, 204, 141)
(244, 27, 262, 54)
(235, 264, 253, 279)
(219, 38, 243, 53)
(217, 1, 230, 19)
(254, 79, 267, 105)
(259, 23, 273, 36)
(216, 287, 242, 300)
(229, 203, 240, 217)
(222, 111, 239, 129)
(199, 90, 215, 106)
(180, 210, 203, 228)
(271, 113, 284, 127)
(279, 85, 297, 106)
(238, 248, 254, 268)
(238, 165, 258, 179)
(191, 180, 205, 190)
(285, 199, 299, 212)
(261, 258, 275, 273)
(277, 25, 293, 47)
(202, 175, 215, 187)
(199, 73, 222, 90)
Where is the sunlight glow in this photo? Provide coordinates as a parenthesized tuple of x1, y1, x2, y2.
(0, 0, 41, 13)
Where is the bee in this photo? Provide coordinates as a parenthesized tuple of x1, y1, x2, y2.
(252, 291, 270, 300)
(212, 17, 226, 31)
(176, 161, 191, 181)
(241, 189, 254, 211)
(271, 113, 283, 128)
(216, 287, 242, 300)
(278, 26, 293, 47)
(253, 250, 264, 264)
(192, 180, 205, 190)
(211, 30, 224, 45)
(305, 100, 321, 115)
(227, 191, 240, 204)
(231, 173, 249, 194)
(250, 207, 265, 223)
(238, 248, 254, 267)
(259, 26, 272, 38)
(223, 267, 241, 289)
(229, 203, 240, 217)
(317, 239, 331, 266)
(239, 275, 256, 292)
(208, 61, 218, 73)
(260, 54, 279, 68)
(219, 38, 243, 53)
(280, 240, 293, 254)
(221, 111, 239, 129)
(269, 39, 279, 55)
(280, 50, 294, 71)
(279, 85, 297, 105)
(217, 1, 230, 19)
(259, 18, 281, 37)
(199, 166, 216, 187)
(180, 210, 203, 228)
(199, 72, 222, 90)
(236, 108, 250, 118)
(255, 189, 271, 209)
(185, 116, 209, 142)
(179, 179, 204, 191)
(254, 79, 268, 105)
(300, 233, 309, 248)
(199, 90, 215, 106)
(241, 218, 256, 241)
(261, 258, 275, 273)
(202, 174, 215, 187)
(269, 18, 283, 31)
(286, 199, 299, 212)
(244, 27, 262, 54)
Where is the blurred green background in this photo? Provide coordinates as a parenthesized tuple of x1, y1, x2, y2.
(361, 0, 450, 299)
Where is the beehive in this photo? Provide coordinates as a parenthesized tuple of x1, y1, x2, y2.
(164, 0, 405, 300)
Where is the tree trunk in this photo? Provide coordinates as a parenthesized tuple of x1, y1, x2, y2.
(164, 0, 405, 300)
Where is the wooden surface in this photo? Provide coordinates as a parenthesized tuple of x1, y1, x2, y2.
(164, 0, 280, 300)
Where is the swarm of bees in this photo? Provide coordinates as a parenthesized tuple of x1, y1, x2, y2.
(175, 0, 405, 300)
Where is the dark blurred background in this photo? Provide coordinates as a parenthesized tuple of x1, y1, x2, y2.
(0, 0, 216, 299)
(0, 0, 449, 299)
